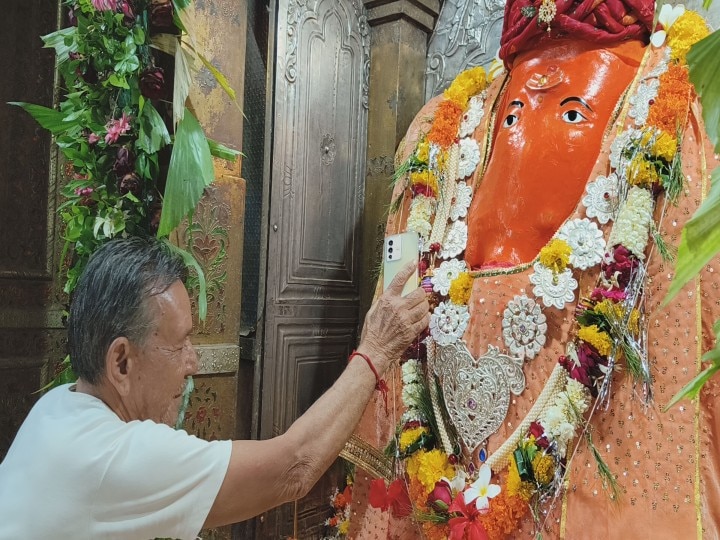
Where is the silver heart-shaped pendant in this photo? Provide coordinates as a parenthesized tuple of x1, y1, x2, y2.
(434, 343, 525, 453)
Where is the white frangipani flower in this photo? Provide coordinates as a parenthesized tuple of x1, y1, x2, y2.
(441, 469, 468, 495)
(463, 463, 501, 510)
(650, 4, 686, 47)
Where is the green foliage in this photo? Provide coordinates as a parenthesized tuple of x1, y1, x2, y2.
(158, 107, 214, 237)
(688, 29, 720, 154)
(12, 0, 237, 392)
(666, 167, 720, 302)
(667, 22, 720, 407)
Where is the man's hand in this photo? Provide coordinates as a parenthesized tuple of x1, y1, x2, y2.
(359, 262, 430, 374)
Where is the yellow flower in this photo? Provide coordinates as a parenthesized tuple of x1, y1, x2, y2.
(410, 169, 439, 194)
(506, 454, 535, 501)
(532, 453, 556, 486)
(399, 426, 429, 451)
(449, 272, 473, 305)
(594, 299, 624, 321)
(338, 520, 350, 535)
(417, 140, 430, 164)
(627, 155, 659, 187)
(629, 308, 640, 335)
(539, 238, 572, 274)
(444, 67, 487, 109)
(651, 131, 678, 162)
(578, 325, 613, 356)
(406, 449, 455, 493)
(667, 11, 710, 63)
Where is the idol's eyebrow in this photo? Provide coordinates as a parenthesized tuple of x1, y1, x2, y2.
(560, 96, 593, 112)
(508, 100, 524, 109)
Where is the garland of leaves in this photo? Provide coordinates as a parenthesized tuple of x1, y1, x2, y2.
(12, 0, 239, 387)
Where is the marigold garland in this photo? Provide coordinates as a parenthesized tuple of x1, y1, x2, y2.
(444, 66, 488, 109)
(646, 63, 694, 135)
(627, 155, 660, 186)
(449, 272, 473, 305)
(399, 426, 429, 451)
(649, 130, 678, 162)
(410, 170, 439, 196)
(539, 238, 572, 274)
(427, 100, 464, 148)
(577, 325, 613, 356)
(406, 449, 456, 492)
(667, 10, 710, 63)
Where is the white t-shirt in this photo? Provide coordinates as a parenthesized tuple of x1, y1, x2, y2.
(0, 384, 232, 539)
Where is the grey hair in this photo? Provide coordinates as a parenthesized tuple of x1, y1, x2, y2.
(68, 236, 188, 384)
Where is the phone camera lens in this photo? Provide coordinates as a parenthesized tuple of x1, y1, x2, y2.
(388, 247, 393, 253)
(388, 240, 394, 246)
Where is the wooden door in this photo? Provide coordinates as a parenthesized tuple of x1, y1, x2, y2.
(258, 0, 369, 536)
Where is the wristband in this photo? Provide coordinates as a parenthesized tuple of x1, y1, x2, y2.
(349, 350, 389, 413)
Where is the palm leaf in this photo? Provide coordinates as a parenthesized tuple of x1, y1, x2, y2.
(172, 40, 197, 126)
(158, 107, 214, 238)
(165, 240, 209, 321)
(207, 138, 243, 162)
(8, 102, 79, 135)
(41, 27, 77, 64)
(136, 101, 171, 154)
(665, 167, 720, 303)
(687, 29, 720, 153)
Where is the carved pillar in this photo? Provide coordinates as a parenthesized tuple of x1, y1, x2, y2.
(168, 3, 248, 537)
(360, 0, 441, 317)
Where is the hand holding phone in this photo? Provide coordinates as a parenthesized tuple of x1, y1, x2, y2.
(383, 231, 420, 296)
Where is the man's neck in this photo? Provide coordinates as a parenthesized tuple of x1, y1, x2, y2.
(75, 378, 134, 422)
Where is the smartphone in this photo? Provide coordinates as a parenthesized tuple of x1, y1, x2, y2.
(383, 231, 420, 296)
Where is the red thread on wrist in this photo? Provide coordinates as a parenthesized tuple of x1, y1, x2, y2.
(349, 350, 389, 413)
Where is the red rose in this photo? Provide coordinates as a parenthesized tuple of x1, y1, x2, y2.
(427, 480, 453, 512)
(113, 146, 135, 176)
(150, 0, 176, 34)
(118, 172, 142, 197)
(140, 67, 166, 100)
(529, 421, 549, 449)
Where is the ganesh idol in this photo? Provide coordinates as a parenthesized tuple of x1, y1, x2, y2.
(341, 0, 720, 538)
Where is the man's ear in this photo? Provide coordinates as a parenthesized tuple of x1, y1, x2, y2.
(105, 337, 135, 396)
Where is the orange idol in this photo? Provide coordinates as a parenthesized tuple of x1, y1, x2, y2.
(342, 1, 720, 539)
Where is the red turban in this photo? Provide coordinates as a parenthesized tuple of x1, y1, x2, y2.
(499, 0, 655, 67)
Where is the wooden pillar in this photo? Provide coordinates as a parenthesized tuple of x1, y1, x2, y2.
(360, 0, 441, 318)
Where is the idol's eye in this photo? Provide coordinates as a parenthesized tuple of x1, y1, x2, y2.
(503, 114, 519, 128)
(562, 109, 587, 124)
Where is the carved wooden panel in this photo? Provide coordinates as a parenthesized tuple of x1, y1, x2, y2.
(260, 0, 369, 536)
(270, 0, 369, 302)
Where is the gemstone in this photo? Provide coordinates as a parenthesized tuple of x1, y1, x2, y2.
(467, 398, 477, 410)
(479, 448, 487, 462)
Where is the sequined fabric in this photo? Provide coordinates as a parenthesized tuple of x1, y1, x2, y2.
(347, 44, 720, 539)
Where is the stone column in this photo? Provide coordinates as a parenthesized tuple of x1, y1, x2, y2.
(360, 0, 441, 317)
(169, 2, 248, 537)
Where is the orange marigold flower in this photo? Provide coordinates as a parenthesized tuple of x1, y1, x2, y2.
(478, 490, 530, 540)
(646, 64, 693, 135)
(428, 100, 463, 149)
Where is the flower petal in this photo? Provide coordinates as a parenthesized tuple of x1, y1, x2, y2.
(475, 495, 490, 510)
(487, 484, 501, 498)
(478, 463, 491, 485)
(650, 30, 667, 48)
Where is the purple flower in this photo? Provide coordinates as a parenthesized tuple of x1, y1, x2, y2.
(113, 147, 135, 176)
(92, 0, 118, 11)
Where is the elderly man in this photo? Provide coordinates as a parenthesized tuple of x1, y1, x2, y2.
(0, 237, 429, 538)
